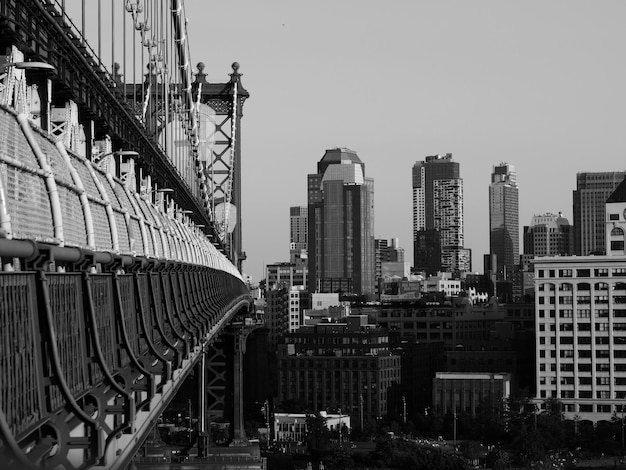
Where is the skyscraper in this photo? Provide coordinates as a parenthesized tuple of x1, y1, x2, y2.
(489, 163, 519, 280)
(412, 153, 470, 275)
(573, 171, 626, 255)
(307, 148, 375, 297)
(289, 206, 308, 265)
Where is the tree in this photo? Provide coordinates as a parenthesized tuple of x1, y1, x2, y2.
(306, 413, 332, 460)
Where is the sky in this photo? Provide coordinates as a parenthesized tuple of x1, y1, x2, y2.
(183, 1, 626, 282)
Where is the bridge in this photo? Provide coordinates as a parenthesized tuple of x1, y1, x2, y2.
(0, 1, 261, 469)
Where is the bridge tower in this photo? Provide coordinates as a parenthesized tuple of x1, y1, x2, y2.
(192, 62, 249, 273)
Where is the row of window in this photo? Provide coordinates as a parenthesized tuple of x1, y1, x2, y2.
(538, 308, 626, 318)
(538, 268, 626, 278)
(540, 362, 626, 372)
(538, 295, 626, 305)
(540, 376, 626, 386)
(539, 282, 626, 291)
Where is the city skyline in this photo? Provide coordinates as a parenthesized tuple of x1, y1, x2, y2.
(184, 1, 626, 282)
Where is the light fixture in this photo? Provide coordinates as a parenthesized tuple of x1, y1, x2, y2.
(180, 210, 193, 214)
(1, 61, 57, 73)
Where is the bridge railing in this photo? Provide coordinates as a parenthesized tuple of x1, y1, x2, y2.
(0, 241, 252, 469)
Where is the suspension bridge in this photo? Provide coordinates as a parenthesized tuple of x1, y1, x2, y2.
(0, 1, 261, 468)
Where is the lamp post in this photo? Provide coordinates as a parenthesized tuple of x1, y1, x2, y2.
(359, 394, 364, 432)
(338, 408, 342, 445)
(622, 405, 624, 455)
(453, 409, 457, 454)
(402, 396, 406, 425)
(1, 61, 56, 129)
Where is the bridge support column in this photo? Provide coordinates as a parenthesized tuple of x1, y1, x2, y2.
(231, 325, 248, 446)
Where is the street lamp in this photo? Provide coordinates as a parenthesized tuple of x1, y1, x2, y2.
(2, 61, 56, 72)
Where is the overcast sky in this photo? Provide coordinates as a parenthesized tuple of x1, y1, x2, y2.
(184, 1, 626, 282)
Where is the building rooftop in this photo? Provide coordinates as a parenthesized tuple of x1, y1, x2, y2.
(317, 147, 363, 175)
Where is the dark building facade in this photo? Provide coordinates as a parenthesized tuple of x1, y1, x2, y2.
(277, 316, 401, 423)
(573, 171, 626, 255)
(307, 148, 375, 297)
(489, 163, 519, 280)
(412, 154, 470, 275)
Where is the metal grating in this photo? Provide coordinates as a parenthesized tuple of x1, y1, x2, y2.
(144, 225, 155, 257)
(112, 183, 137, 217)
(0, 273, 42, 437)
(88, 275, 117, 384)
(95, 171, 122, 210)
(136, 274, 154, 347)
(72, 158, 99, 197)
(118, 275, 139, 363)
(91, 203, 113, 251)
(34, 132, 72, 184)
(114, 210, 131, 253)
(0, 110, 39, 170)
(135, 197, 156, 225)
(47, 274, 88, 412)
(2, 164, 54, 242)
(129, 218, 144, 255)
(58, 185, 87, 247)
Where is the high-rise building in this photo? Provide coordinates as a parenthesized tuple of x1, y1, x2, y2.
(573, 171, 626, 255)
(489, 163, 519, 280)
(535, 176, 626, 422)
(523, 212, 574, 257)
(290, 206, 308, 265)
(307, 148, 375, 297)
(412, 153, 471, 275)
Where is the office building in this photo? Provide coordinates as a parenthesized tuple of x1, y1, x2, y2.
(278, 315, 401, 422)
(523, 212, 574, 257)
(290, 206, 308, 265)
(375, 238, 406, 282)
(412, 154, 471, 275)
(266, 262, 307, 289)
(307, 148, 375, 297)
(535, 177, 626, 422)
(573, 171, 626, 255)
(489, 163, 519, 280)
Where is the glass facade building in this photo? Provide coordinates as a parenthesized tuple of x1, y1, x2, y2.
(307, 148, 375, 297)
(573, 171, 626, 255)
(489, 163, 519, 280)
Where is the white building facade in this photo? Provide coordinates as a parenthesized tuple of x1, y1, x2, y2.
(534, 176, 626, 421)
